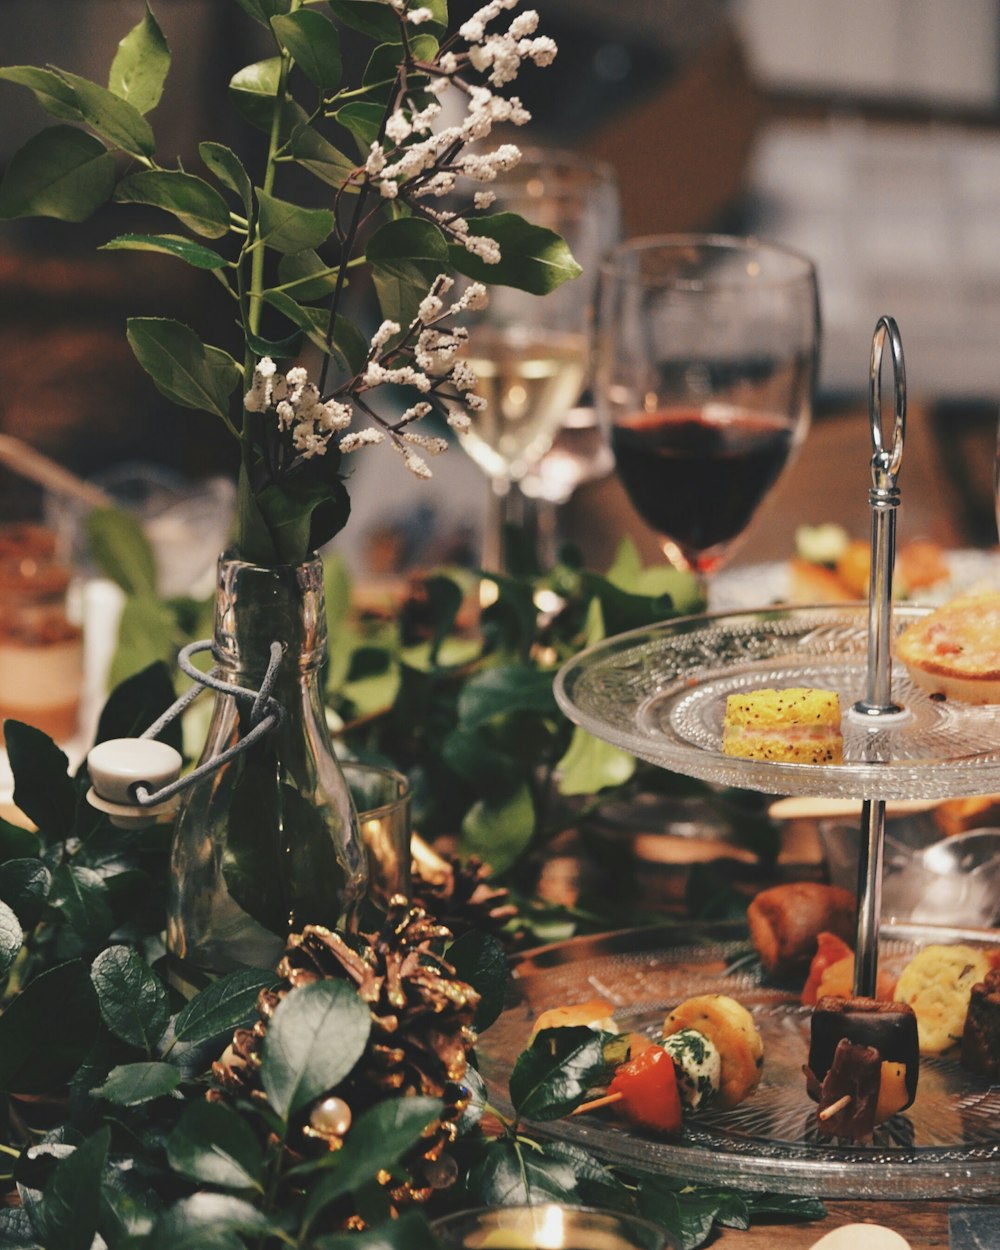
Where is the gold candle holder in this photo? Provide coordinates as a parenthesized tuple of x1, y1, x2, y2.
(341, 761, 412, 907)
(431, 1204, 671, 1249)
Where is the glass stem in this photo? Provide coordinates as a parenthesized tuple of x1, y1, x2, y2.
(483, 477, 518, 574)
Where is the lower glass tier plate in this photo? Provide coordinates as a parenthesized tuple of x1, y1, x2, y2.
(477, 922, 1000, 1199)
(554, 604, 1000, 799)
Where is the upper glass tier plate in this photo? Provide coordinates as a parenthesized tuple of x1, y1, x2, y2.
(554, 604, 1000, 800)
(477, 921, 1000, 1199)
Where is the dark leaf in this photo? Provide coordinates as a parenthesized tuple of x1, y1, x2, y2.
(299, 1096, 443, 1224)
(173, 967, 277, 1045)
(288, 124, 357, 189)
(334, 101, 383, 153)
(366, 217, 449, 326)
(126, 317, 241, 420)
(108, 4, 171, 114)
(363, 37, 437, 87)
(274, 248, 339, 303)
(326, 0, 402, 41)
(95, 1060, 181, 1105)
(540, 1140, 634, 1212)
(222, 754, 287, 936)
(457, 665, 556, 728)
(148, 1193, 275, 1250)
(272, 11, 342, 88)
(0, 860, 51, 930)
(451, 212, 582, 294)
(440, 727, 521, 797)
(256, 188, 334, 253)
(245, 325, 303, 360)
(166, 1100, 264, 1191)
(255, 476, 351, 564)
(260, 289, 331, 353)
(5, 721, 76, 840)
(199, 141, 253, 214)
(56, 70, 156, 156)
(0, 125, 115, 222)
(114, 169, 230, 238)
(49, 865, 115, 951)
(508, 1025, 607, 1121)
(85, 506, 157, 596)
(0, 961, 99, 1093)
(467, 1137, 577, 1206)
(744, 1193, 827, 1220)
(229, 60, 309, 136)
(0, 818, 37, 862)
(0, 899, 22, 980)
(446, 929, 507, 1031)
(313, 1209, 439, 1250)
(31, 1128, 109, 1250)
(101, 232, 228, 269)
(636, 1177, 745, 1250)
(91, 944, 170, 1051)
(234, 0, 292, 24)
(261, 980, 371, 1120)
(94, 661, 183, 753)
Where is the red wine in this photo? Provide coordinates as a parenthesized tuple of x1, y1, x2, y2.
(611, 405, 794, 566)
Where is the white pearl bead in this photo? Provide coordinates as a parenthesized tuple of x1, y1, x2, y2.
(309, 1095, 352, 1138)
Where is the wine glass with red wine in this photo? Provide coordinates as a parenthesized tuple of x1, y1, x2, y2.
(595, 234, 820, 582)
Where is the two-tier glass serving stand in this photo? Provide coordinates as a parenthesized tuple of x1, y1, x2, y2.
(476, 319, 1000, 1198)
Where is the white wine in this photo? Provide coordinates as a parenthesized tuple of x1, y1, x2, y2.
(457, 327, 588, 482)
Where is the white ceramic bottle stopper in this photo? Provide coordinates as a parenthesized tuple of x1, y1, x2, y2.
(86, 737, 183, 829)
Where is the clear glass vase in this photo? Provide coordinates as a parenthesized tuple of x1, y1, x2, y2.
(167, 552, 368, 976)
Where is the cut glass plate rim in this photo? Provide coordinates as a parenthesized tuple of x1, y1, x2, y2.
(477, 919, 1000, 1199)
(553, 602, 1000, 800)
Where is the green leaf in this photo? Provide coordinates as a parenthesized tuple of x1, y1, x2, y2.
(96, 1060, 181, 1105)
(167, 1100, 264, 1191)
(5, 721, 76, 838)
(256, 187, 334, 253)
(199, 142, 253, 214)
(363, 37, 437, 87)
(49, 865, 115, 951)
(0, 860, 51, 930)
(108, 595, 178, 687)
(261, 980, 371, 1121)
(745, 1192, 827, 1221)
(173, 968, 277, 1045)
(326, 0, 402, 41)
(0, 961, 99, 1093)
(288, 123, 358, 189)
(260, 289, 331, 353)
(556, 725, 635, 797)
(335, 101, 383, 153)
(126, 317, 240, 420)
(508, 1025, 607, 1120)
(467, 1137, 577, 1207)
(451, 212, 582, 294)
(234, 0, 292, 24)
(32, 1128, 109, 1250)
(229, 59, 309, 136)
(457, 665, 557, 727)
(0, 125, 115, 221)
(255, 477, 351, 564)
(109, 4, 171, 114)
(272, 11, 342, 88)
(460, 782, 534, 875)
(148, 1193, 275, 1250)
(101, 232, 228, 269)
(313, 1209, 439, 1250)
(114, 169, 230, 238)
(440, 728, 520, 796)
(275, 249, 339, 301)
(94, 660, 182, 751)
(85, 505, 157, 596)
(91, 944, 170, 1051)
(540, 1140, 634, 1213)
(0, 818, 37, 862)
(367, 217, 449, 326)
(0, 899, 22, 980)
(446, 928, 507, 1031)
(606, 536, 703, 611)
(0, 66, 83, 120)
(637, 1177, 739, 1250)
(56, 70, 156, 157)
(299, 1096, 443, 1225)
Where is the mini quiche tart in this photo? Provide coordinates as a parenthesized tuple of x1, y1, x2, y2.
(897, 591, 1000, 704)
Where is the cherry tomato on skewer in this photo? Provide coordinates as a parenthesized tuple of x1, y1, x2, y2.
(607, 1044, 682, 1134)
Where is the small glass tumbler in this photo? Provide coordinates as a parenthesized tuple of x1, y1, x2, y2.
(431, 1204, 671, 1250)
(341, 761, 412, 907)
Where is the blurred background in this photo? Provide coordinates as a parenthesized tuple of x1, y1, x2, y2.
(2, 0, 999, 571)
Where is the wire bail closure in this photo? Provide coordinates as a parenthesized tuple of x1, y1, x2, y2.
(86, 639, 286, 828)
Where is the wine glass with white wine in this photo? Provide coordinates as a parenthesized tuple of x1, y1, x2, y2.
(455, 149, 620, 571)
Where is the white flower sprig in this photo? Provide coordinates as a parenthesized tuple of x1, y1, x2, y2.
(243, 275, 489, 479)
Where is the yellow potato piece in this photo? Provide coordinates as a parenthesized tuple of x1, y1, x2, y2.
(874, 1061, 909, 1124)
(894, 944, 990, 1055)
(663, 993, 764, 1110)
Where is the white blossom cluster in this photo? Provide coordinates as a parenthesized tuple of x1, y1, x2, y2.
(361, 0, 557, 261)
(243, 276, 489, 478)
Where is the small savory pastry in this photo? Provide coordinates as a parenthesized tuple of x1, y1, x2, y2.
(960, 967, 1000, 1079)
(722, 687, 844, 764)
(661, 1028, 722, 1111)
(529, 998, 618, 1042)
(806, 996, 919, 1138)
(897, 591, 1000, 703)
(894, 944, 991, 1055)
(748, 882, 856, 979)
(663, 994, 763, 1111)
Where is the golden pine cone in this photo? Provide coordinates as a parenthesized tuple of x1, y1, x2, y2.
(410, 846, 519, 940)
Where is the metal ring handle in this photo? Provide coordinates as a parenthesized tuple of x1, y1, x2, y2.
(868, 315, 906, 480)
